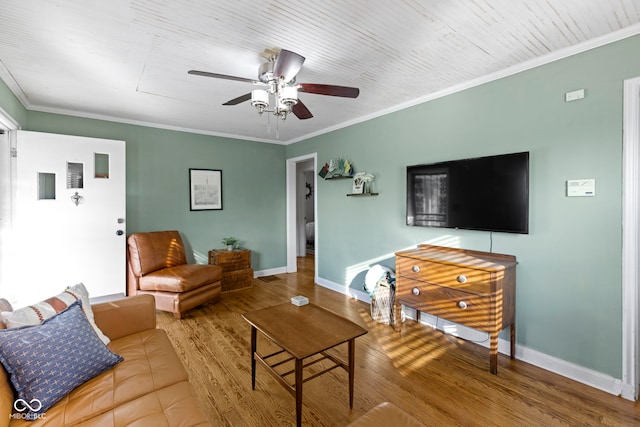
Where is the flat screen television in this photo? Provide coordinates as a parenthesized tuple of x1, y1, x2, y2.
(406, 151, 529, 234)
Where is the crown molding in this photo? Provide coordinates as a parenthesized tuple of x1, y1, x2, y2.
(2, 24, 640, 145)
(0, 60, 31, 109)
(287, 23, 640, 144)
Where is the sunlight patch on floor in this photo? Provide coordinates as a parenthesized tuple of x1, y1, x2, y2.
(358, 307, 453, 376)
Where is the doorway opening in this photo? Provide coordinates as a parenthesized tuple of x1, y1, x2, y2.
(285, 153, 317, 282)
(300, 162, 315, 256)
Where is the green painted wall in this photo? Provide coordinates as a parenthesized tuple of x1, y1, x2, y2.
(2, 34, 638, 380)
(287, 35, 640, 378)
(0, 79, 27, 125)
(0, 87, 287, 270)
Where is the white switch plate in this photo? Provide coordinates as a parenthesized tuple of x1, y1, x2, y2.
(565, 89, 585, 102)
(567, 179, 595, 197)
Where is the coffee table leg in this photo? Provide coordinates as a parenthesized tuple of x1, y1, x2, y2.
(295, 358, 303, 427)
(250, 326, 257, 390)
(348, 338, 355, 409)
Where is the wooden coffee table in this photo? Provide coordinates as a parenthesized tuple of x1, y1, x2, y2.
(242, 303, 368, 427)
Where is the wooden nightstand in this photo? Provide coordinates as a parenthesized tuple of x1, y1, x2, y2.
(208, 249, 254, 292)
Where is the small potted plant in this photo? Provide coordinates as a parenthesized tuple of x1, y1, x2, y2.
(222, 237, 239, 251)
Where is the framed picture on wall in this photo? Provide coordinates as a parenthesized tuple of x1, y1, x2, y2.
(189, 168, 222, 211)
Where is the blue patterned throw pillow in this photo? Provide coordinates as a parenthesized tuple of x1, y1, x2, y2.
(0, 300, 123, 418)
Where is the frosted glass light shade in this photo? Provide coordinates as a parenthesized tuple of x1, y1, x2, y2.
(280, 86, 298, 106)
(251, 89, 269, 108)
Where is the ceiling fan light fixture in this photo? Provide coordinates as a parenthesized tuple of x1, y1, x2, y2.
(276, 100, 290, 120)
(258, 61, 274, 83)
(251, 89, 269, 114)
(280, 86, 298, 107)
(190, 48, 359, 125)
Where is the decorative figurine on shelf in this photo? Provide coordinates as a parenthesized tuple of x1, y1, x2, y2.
(353, 172, 375, 194)
(361, 173, 375, 194)
(352, 172, 365, 194)
(344, 159, 353, 176)
(319, 162, 329, 178)
(222, 237, 239, 251)
(319, 157, 355, 179)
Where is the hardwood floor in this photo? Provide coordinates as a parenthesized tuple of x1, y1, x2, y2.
(156, 255, 640, 426)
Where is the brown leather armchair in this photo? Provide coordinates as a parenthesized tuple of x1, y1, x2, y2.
(126, 230, 222, 319)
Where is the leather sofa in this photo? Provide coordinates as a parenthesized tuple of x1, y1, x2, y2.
(0, 294, 210, 427)
(127, 230, 222, 319)
(0, 293, 420, 427)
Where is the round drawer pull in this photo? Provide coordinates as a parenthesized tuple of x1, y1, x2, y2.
(412, 265, 420, 273)
(412, 287, 421, 296)
(457, 301, 468, 309)
(456, 274, 467, 283)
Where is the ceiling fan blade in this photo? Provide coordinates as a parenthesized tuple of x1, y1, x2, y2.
(292, 99, 313, 120)
(273, 49, 305, 82)
(188, 70, 259, 85)
(298, 83, 360, 98)
(223, 93, 252, 106)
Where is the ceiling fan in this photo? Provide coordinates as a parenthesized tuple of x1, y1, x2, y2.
(188, 48, 359, 121)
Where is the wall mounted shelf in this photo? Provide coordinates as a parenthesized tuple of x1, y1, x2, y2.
(347, 193, 379, 197)
(325, 175, 353, 180)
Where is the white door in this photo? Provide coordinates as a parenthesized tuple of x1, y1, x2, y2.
(7, 130, 125, 306)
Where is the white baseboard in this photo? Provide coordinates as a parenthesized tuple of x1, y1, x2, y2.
(316, 276, 625, 398)
(254, 267, 287, 278)
(316, 276, 371, 301)
(621, 382, 638, 401)
(516, 344, 623, 396)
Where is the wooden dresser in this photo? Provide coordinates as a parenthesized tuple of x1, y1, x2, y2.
(394, 244, 516, 374)
(208, 249, 254, 293)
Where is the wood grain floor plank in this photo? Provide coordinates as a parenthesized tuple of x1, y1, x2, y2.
(156, 255, 640, 426)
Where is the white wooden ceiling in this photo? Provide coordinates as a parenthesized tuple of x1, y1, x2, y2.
(1, 0, 640, 143)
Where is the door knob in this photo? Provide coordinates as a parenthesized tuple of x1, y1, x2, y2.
(116, 230, 124, 236)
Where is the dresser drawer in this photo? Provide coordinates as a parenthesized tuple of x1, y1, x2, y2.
(394, 245, 516, 374)
(396, 278, 492, 330)
(396, 257, 492, 294)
